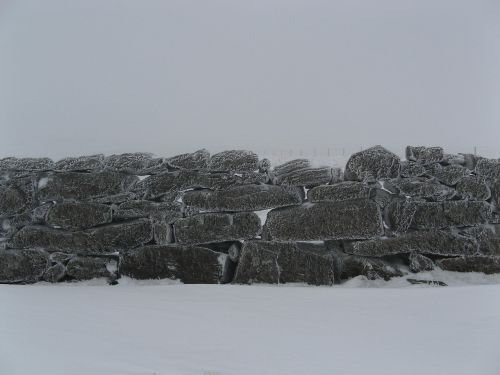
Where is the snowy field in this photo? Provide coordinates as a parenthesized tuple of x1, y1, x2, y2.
(2, 271, 500, 375)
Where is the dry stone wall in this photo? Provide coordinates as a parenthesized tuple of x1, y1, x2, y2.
(1, 146, 500, 285)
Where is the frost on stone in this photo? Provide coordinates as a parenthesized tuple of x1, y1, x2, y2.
(455, 175, 491, 201)
(391, 178, 456, 201)
(173, 212, 261, 245)
(114, 200, 182, 222)
(425, 164, 469, 186)
(275, 167, 339, 188)
(272, 159, 311, 176)
(405, 146, 444, 165)
(104, 153, 167, 175)
(307, 181, 371, 203)
(344, 146, 400, 182)
(0, 157, 54, 172)
(182, 184, 303, 212)
(0, 249, 49, 283)
(0, 177, 35, 216)
(46, 202, 112, 230)
(121, 245, 226, 283)
(474, 158, 500, 181)
(264, 199, 383, 241)
(66, 256, 116, 280)
(208, 150, 259, 172)
(436, 256, 500, 274)
(409, 252, 434, 273)
(54, 154, 105, 172)
(399, 161, 426, 178)
(165, 149, 210, 170)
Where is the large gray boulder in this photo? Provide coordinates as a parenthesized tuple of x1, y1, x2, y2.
(405, 146, 444, 164)
(272, 159, 311, 176)
(233, 241, 334, 285)
(345, 230, 478, 257)
(9, 225, 93, 252)
(37, 171, 138, 202)
(307, 181, 371, 203)
(0, 177, 34, 216)
(46, 202, 112, 230)
(165, 149, 210, 170)
(455, 175, 491, 201)
(275, 167, 341, 188)
(387, 200, 491, 230)
(54, 154, 105, 172)
(264, 199, 383, 241)
(460, 226, 500, 256)
(399, 161, 427, 178)
(474, 158, 500, 181)
(391, 178, 456, 201)
(344, 146, 400, 182)
(425, 164, 469, 186)
(113, 200, 183, 222)
(66, 257, 117, 280)
(174, 212, 260, 244)
(208, 150, 259, 172)
(89, 219, 153, 251)
(436, 256, 500, 274)
(121, 245, 227, 283)
(0, 157, 54, 172)
(182, 184, 303, 212)
(104, 153, 167, 174)
(0, 249, 49, 283)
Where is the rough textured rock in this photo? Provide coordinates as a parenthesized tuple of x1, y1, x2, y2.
(474, 158, 500, 181)
(134, 170, 264, 200)
(455, 175, 490, 201)
(345, 230, 477, 257)
(233, 241, 334, 285)
(88, 192, 137, 204)
(104, 153, 167, 174)
(113, 200, 182, 222)
(409, 252, 435, 272)
(460, 226, 500, 256)
(436, 256, 500, 274)
(208, 150, 259, 172)
(66, 257, 116, 280)
(308, 182, 371, 203)
(42, 262, 66, 282)
(10, 225, 93, 252)
(46, 202, 112, 230)
(344, 146, 400, 182)
(399, 161, 427, 178)
(182, 184, 303, 212)
(272, 159, 311, 176)
(174, 212, 260, 244)
(425, 164, 469, 186)
(0, 249, 49, 283)
(406, 146, 444, 164)
(492, 180, 500, 208)
(0, 177, 34, 216)
(391, 178, 456, 201)
(89, 219, 153, 251)
(0, 157, 54, 171)
(275, 167, 340, 188)
(264, 200, 383, 241)
(38, 172, 138, 202)
(121, 245, 227, 283)
(54, 154, 105, 172)
(257, 158, 271, 173)
(387, 200, 491, 230)
(165, 149, 210, 170)
(442, 154, 465, 166)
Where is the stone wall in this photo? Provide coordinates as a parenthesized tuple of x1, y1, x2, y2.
(1, 146, 499, 285)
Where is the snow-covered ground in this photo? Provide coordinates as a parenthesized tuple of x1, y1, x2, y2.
(2, 271, 500, 375)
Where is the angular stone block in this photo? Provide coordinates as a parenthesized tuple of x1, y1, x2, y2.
(182, 184, 303, 212)
(174, 212, 260, 244)
(37, 172, 138, 202)
(54, 154, 105, 172)
(276, 167, 340, 188)
(442, 154, 465, 166)
(46, 202, 112, 230)
(399, 161, 427, 178)
(66, 257, 117, 280)
(344, 146, 400, 182)
(0, 249, 49, 283)
(89, 219, 153, 251)
(345, 231, 477, 257)
(208, 150, 259, 172)
(406, 146, 444, 164)
(459, 226, 500, 256)
(114, 200, 182, 222)
(104, 153, 167, 174)
(42, 263, 66, 282)
(0, 157, 54, 172)
(391, 178, 456, 201)
(425, 164, 469, 186)
(264, 200, 383, 241)
(233, 241, 334, 285)
(409, 252, 434, 273)
(436, 256, 500, 274)
(308, 181, 371, 203)
(9, 226, 93, 252)
(121, 245, 227, 283)
(165, 149, 210, 170)
(474, 158, 500, 181)
(455, 175, 491, 201)
(272, 159, 311, 176)
(0, 177, 34, 216)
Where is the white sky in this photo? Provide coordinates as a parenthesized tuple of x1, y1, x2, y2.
(1, 0, 499, 160)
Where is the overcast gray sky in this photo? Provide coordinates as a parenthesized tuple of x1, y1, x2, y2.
(1, 0, 499, 160)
